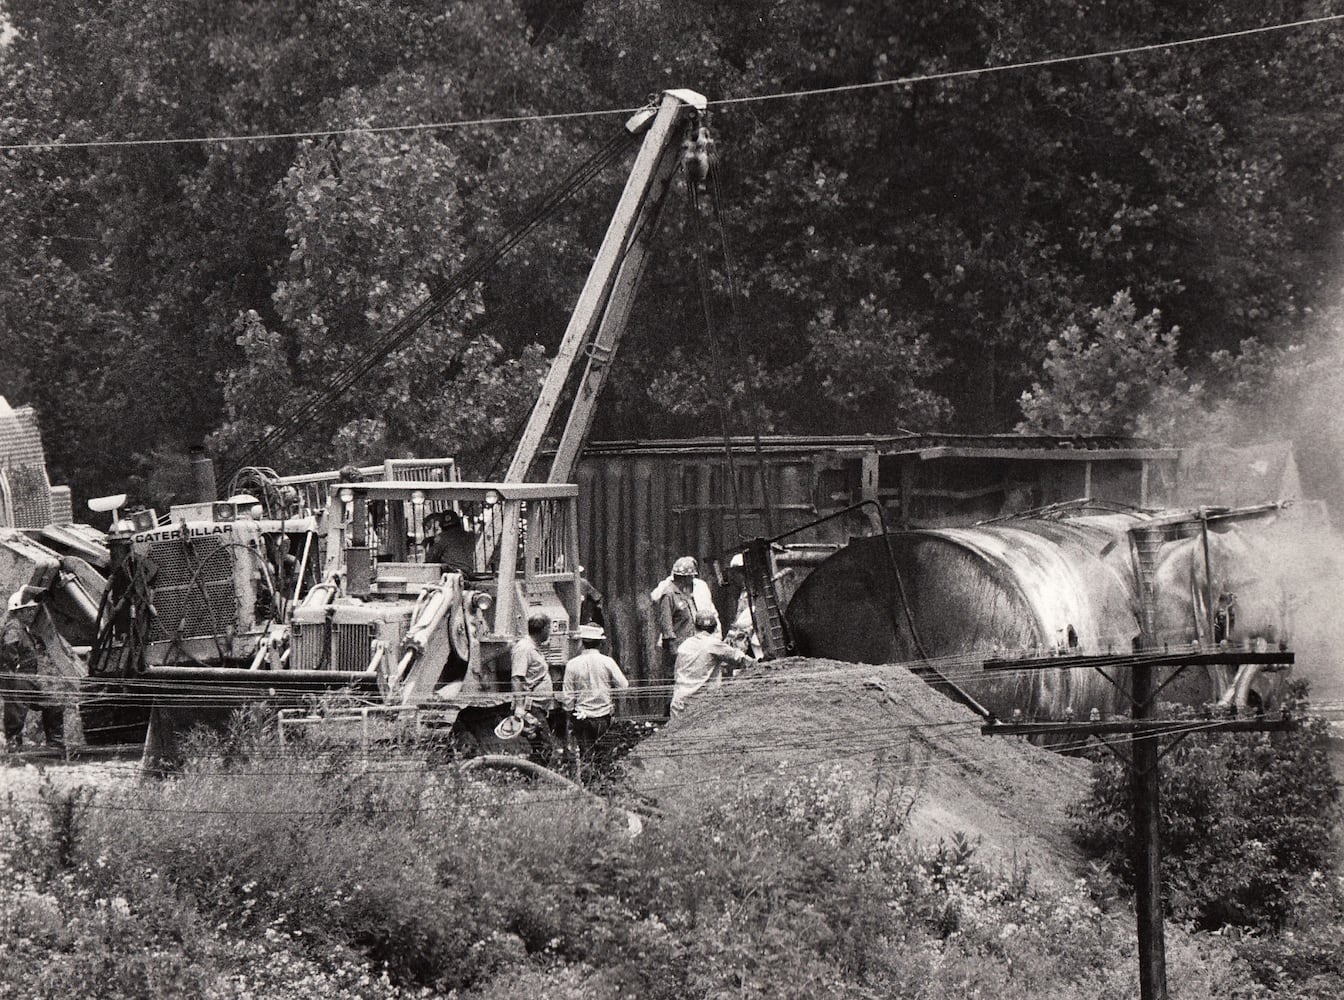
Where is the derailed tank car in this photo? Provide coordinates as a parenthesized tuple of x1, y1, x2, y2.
(785, 504, 1320, 724)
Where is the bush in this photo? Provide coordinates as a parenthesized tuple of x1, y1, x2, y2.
(1071, 696, 1341, 931)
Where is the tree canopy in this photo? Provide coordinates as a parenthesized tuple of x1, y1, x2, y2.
(3, 1, 1344, 504)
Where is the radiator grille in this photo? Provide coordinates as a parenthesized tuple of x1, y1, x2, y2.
(542, 619, 569, 666)
(290, 621, 328, 671)
(333, 622, 376, 672)
(146, 537, 239, 642)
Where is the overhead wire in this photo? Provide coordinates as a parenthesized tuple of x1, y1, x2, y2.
(3, 12, 1343, 153)
(41, 637, 1312, 712)
(44, 648, 1326, 745)
(65, 632, 1305, 685)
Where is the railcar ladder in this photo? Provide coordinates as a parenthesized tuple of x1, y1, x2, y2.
(743, 537, 793, 658)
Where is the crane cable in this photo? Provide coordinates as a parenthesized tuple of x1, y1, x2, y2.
(681, 124, 746, 544)
(220, 126, 639, 480)
(698, 135, 931, 660)
(708, 156, 776, 539)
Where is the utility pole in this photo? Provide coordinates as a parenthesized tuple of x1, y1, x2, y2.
(1129, 652, 1166, 1000)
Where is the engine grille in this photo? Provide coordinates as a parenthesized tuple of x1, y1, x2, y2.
(542, 619, 569, 666)
(145, 537, 239, 642)
(333, 622, 376, 672)
(290, 621, 328, 671)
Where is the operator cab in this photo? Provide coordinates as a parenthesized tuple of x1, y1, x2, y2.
(324, 480, 584, 673)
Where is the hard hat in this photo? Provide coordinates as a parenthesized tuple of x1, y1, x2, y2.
(672, 556, 698, 576)
(729, 552, 745, 569)
(694, 612, 718, 632)
(578, 623, 605, 641)
(494, 715, 525, 740)
(6, 588, 38, 614)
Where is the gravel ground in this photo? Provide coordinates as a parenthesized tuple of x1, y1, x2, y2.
(0, 747, 145, 806)
(627, 656, 1092, 887)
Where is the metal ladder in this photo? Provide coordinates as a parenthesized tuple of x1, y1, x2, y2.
(743, 537, 792, 658)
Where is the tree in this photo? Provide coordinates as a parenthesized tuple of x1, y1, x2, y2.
(5, 1, 1344, 503)
(1017, 291, 1198, 438)
(211, 121, 550, 472)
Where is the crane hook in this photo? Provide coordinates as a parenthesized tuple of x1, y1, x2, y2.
(683, 118, 715, 191)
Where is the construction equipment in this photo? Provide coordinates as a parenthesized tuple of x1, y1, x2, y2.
(74, 88, 712, 758)
(283, 478, 584, 750)
(0, 528, 100, 732)
(77, 490, 336, 747)
(508, 88, 709, 486)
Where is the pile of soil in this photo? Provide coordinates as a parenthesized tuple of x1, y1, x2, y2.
(626, 656, 1092, 886)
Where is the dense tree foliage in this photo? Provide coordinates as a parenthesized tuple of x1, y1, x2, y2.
(2, 1, 1344, 503)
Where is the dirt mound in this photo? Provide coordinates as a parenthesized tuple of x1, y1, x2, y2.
(627, 656, 1091, 886)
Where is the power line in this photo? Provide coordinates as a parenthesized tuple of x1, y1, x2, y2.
(3, 12, 1341, 152)
(711, 11, 1344, 109)
(1, 719, 1223, 816)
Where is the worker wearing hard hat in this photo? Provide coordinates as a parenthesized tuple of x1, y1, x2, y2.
(724, 553, 762, 658)
(652, 556, 720, 673)
(0, 588, 65, 754)
(561, 623, 629, 764)
(670, 612, 753, 716)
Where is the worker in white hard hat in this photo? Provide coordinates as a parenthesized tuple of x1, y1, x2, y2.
(652, 556, 720, 678)
(0, 587, 65, 754)
(670, 612, 753, 717)
(561, 622, 628, 766)
(724, 552, 762, 658)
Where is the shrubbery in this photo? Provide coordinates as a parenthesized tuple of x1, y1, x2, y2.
(1, 715, 1334, 998)
(1071, 690, 1344, 997)
(1072, 698, 1340, 931)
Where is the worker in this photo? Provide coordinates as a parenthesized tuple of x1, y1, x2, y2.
(510, 612, 557, 759)
(427, 511, 476, 574)
(561, 622, 629, 764)
(0, 588, 65, 754)
(670, 612, 752, 717)
(724, 553, 762, 658)
(552, 556, 606, 630)
(419, 511, 440, 559)
(653, 556, 719, 673)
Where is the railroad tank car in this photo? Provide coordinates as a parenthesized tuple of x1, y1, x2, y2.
(784, 508, 1324, 723)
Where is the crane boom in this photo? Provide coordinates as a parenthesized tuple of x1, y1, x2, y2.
(506, 88, 707, 484)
